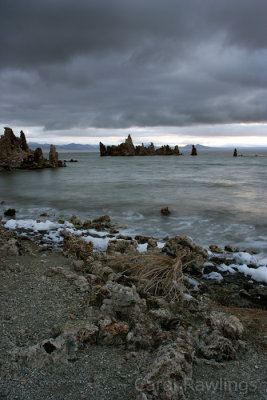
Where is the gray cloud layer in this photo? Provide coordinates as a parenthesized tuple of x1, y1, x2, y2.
(1, 0, 267, 135)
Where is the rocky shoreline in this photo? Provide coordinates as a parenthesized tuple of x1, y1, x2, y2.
(0, 213, 266, 399)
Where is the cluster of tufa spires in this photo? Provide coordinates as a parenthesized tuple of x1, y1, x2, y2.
(100, 134, 182, 156)
(0, 127, 66, 171)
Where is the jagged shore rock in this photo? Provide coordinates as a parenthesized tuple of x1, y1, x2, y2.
(0, 127, 66, 171)
(100, 134, 181, 156)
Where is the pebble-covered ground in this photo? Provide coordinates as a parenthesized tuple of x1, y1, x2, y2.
(0, 232, 266, 400)
(0, 241, 148, 399)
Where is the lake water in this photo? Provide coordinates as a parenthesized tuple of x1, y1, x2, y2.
(1, 150, 267, 255)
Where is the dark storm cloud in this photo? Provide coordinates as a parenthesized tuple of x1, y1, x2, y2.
(1, 0, 267, 133)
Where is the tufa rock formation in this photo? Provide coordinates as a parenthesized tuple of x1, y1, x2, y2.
(100, 134, 181, 156)
(49, 144, 59, 167)
(20, 130, 29, 152)
(100, 134, 136, 156)
(161, 206, 171, 216)
(191, 144, 197, 156)
(0, 127, 66, 171)
(4, 208, 16, 217)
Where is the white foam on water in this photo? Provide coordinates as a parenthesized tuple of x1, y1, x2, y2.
(121, 210, 145, 221)
(254, 253, 267, 266)
(138, 243, 148, 253)
(4, 219, 71, 231)
(4, 218, 113, 251)
(240, 237, 267, 253)
(3, 217, 267, 279)
(88, 229, 109, 237)
(83, 235, 111, 251)
(234, 252, 257, 265)
(4, 217, 158, 252)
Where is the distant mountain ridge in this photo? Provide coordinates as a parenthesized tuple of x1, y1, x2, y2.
(180, 144, 211, 150)
(29, 142, 212, 152)
(28, 142, 267, 152)
(28, 142, 99, 151)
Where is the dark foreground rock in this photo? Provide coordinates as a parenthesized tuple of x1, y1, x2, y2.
(4, 208, 16, 217)
(100, 134, 181, 156)
(0, 127, 66, 171)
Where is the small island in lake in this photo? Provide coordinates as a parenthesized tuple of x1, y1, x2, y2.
(191, 144, 198, 156)
(100, 134, 181, 156)
(0, 127, 65, 171)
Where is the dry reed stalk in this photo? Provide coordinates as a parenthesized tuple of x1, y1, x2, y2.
(108, 253, 194, 302)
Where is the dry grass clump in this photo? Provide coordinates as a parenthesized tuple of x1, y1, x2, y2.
(116, 253, 193, 303)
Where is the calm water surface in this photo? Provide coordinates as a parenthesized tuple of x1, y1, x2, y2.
(1, 150, 267, 253)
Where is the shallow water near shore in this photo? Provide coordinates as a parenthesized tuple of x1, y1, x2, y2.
(1, 149, 267, 255)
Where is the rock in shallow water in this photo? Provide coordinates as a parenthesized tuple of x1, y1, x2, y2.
(0, 127, 65, 170)
(161, 207, 171, 216)
(4, 208, 16, 217)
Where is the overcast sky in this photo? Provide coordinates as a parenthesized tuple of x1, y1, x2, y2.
(1, 0, 267, 146)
